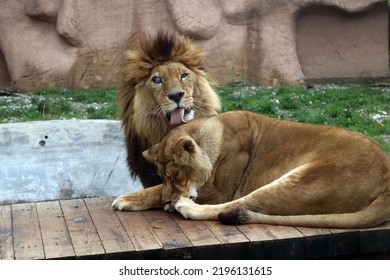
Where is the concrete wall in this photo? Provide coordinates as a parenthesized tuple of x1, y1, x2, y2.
(0, 120, 141, 204)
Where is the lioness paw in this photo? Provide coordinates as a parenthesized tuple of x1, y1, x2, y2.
(174, 196, 199, 219)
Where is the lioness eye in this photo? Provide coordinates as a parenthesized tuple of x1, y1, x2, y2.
(166, 171, 179, 182)
(180, 73, 189, 81)
(151, 76, 162, 84)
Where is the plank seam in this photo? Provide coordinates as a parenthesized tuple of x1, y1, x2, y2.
(80, 198, 107, 257)
(33, 202, 46, 260)
(58, 200, 77, 259)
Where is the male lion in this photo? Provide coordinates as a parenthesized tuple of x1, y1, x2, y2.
(112, 111, 390, 228)
(118, 31, 220, 187)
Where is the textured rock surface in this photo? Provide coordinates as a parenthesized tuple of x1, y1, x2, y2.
(0, 120, 141, 204)
(0, 0, 388, 89)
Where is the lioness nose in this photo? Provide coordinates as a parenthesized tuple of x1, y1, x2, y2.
(168, 91, 184, 104)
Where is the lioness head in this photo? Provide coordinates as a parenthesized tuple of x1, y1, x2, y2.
(142, 130, 213, 211)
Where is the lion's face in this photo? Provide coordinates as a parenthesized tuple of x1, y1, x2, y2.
(143, 132, 213, 211)
(140, 62, 197, 126)
(150, 62, 196, 125)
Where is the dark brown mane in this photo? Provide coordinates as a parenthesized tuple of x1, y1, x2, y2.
(143, 31, 175, 63)
(119, 31, 220, 188)
(122, 31, 205, 87)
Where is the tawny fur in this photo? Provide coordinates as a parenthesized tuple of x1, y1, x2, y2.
(113, 111, 390, 229)
(118, 31, 220, 187)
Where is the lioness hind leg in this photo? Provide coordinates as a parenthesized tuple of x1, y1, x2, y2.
(112, 184, 163, 211)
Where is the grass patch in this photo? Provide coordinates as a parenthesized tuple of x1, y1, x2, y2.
(0, 88, 118, 122)
(219, 85, 390, 151)
(1, 85, 389, 152)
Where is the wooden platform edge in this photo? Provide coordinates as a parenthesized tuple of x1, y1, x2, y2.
(1, 198, 390, 260)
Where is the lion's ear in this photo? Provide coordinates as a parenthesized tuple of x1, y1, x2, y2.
(142, 144, 159, 164)
(173, 136, 196, 164)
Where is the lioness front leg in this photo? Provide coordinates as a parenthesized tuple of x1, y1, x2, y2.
(174, 196, 240, 220)
(112, 184, 163, 211)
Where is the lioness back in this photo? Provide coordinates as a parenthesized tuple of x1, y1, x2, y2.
(165, 111, 390, 228)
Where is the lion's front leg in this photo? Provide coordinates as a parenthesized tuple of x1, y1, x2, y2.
(112, 184, 163, 211)
(174, 196, 232, 220)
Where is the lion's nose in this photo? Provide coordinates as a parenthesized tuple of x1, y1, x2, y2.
(168, 91, 184, 104)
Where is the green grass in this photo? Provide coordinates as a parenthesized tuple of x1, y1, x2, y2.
(0, 88, 118, 122)
(219, 85, 390, 152)
(1, 85, 389, 152)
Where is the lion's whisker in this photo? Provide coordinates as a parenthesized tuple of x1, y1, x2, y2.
(192, 102, 207, 112)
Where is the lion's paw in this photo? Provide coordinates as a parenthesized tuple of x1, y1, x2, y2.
(111, 194, 144, 211)
(174, 196, 200, 219)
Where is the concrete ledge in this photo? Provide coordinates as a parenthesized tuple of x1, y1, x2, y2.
(0, 120, 141, 205)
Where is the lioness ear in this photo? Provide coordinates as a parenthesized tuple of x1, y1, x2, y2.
(173, 136, 196, 164)
(142, 143, 159, 164)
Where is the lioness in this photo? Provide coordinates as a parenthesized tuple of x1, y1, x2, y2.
(112, 111, 390, 228)
(118, 31, 220, 188)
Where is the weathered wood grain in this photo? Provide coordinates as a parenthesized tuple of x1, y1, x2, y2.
(2, 198, 390, 259)
(36, 201, 75, 259)
(11, 203, 45, 260)
(142, 210, 192, 249)
(60, 199, 104, 257)
(203, 220, 249, 244)
(237, 224, 278, 242)
(170, 213, 221, 247)
(115, 210, 163, 252)
(84, 197, 135, 255)
(0, 205, 14, 259)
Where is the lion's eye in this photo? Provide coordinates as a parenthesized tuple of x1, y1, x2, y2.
(180, 73, 189, 81)
(151, 76, 162, 84)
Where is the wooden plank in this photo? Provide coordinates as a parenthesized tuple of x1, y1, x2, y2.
(201, 221, 249, 259)
(115, 210, 162, 252)
(295, 226, 333, 259)
(203, 220, 249, 244)
(329, 227, 360, 257)
(142, 210, 193, 250)
(0, 205, 14, 259)
(359, 221, 390, 256)
(7, 196, 390, 260)
(170, 213, 221, 247)
(60, 199, 104, 258)
(237, 224, 279, 259)
(359, 229, 390, 256)
(263, 225, 306, 259)
(265, 224, 305, 240)
(295, 226, 332, 237)
(237, 224, 278, 242)
(84, 197, 135, 255)
(12, 203, 45, 260)
(329, 227, 360, 234)
(36, 201, 75, 259)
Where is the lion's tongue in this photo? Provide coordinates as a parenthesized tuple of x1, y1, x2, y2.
(170, 108, 187, 126)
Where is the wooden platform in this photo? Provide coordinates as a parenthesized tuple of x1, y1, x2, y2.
(1, 197, 390, 260)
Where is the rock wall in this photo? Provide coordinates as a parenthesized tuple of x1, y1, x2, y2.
(0, 0, 388, 90)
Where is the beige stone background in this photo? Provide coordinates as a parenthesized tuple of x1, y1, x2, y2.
(0, 0, 388, 90)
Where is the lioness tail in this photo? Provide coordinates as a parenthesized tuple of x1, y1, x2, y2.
(218, 191, 390, 229)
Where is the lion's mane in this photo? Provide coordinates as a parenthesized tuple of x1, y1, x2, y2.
(119, 31, 220, 187)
